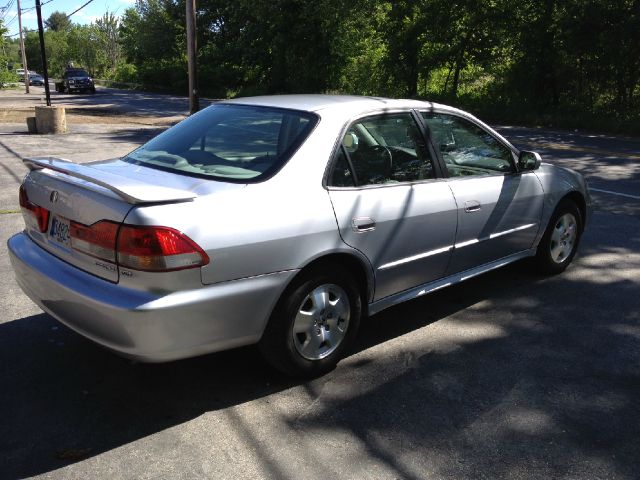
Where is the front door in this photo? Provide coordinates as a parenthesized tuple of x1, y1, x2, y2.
(421, 111, 544, 274)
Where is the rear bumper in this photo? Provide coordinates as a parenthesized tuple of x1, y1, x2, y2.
(8, 232, 296, 362)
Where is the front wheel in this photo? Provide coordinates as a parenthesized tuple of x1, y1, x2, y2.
(259, 265, 362, 378)
(536, 199, 582, 274)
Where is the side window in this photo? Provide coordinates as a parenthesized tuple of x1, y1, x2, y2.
(328, 112, 435, 187)
(421, 112, 514, 177)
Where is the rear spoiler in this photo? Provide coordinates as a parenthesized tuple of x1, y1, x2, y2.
(24, 157, 196, 205)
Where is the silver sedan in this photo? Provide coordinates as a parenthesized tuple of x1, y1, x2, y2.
(8, 95, 591, 377)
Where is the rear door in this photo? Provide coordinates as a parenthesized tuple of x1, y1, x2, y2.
(327, 111, 458, 300)
(421, 111, 544, 274)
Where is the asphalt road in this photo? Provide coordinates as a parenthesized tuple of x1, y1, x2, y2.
(0, 93, 639, 479)
(2, 83, 213, 117)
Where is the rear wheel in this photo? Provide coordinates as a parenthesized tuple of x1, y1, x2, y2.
(536, 199, 582, 274)
(259, 265, 362, 378)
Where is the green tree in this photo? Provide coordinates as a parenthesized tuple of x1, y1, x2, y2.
(65, 24, 108, 75)
(45, 11, 72, 32)
(89, 0, 640, 131)
(0, 19, 17, 86)
(119, 0, 184, 89)
(95, 11, 121, 72)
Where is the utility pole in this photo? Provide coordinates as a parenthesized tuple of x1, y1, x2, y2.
(35, 0, 51, 106)
(186, 0, 199, 114)
(16, 0, 29, 93)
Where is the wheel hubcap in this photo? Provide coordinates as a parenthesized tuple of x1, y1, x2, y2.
(550, 213, 577, 264)
(292, 283, 350, 361)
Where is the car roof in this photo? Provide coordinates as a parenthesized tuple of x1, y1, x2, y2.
(221, 94, 516, 153)
(221, 94, 460, 115)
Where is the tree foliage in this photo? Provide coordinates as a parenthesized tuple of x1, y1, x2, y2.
(6, 0, 640, 131)
(45, 11, 72, 32)
(0, 19, 16, 85)
(23, 11, 122, 79)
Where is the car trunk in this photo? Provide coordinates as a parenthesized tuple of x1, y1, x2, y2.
(20, 157, 200, 283)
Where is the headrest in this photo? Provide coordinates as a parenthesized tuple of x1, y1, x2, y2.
(342, 132, 358, 149)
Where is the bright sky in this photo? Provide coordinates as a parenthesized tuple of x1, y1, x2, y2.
(3, 0, 135, 39)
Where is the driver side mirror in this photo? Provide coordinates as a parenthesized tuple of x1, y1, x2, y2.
(518, 150, 541, 171)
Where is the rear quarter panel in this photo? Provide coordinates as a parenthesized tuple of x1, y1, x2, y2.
(124, 109, 371, 286)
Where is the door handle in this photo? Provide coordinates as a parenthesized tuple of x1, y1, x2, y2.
(464, 200, 481, 213)
(352, 217, 376, 232)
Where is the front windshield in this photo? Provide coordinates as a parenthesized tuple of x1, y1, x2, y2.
(67, 69, 90, 77)
(124, 104, 318, 182)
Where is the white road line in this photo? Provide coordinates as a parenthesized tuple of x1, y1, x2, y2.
(590, 188, 640, 200)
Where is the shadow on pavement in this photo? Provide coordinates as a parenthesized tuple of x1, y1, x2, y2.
(50, 88, 214, 117)
(90, 127, 168, 145)
(0, 213, 639, 478)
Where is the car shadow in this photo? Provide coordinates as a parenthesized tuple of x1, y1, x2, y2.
(0, 213, 639, 478)
(50, 88, 215, 117)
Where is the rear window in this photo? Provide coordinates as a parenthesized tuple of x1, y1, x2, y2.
(123, 104, 318, 182)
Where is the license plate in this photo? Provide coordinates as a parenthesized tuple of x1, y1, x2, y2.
(49, 215, 71, 247)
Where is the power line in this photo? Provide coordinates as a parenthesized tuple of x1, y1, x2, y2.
(5, 0, 96, 38)
(1, 0, 15, 13)
(1, 0, 15, 18)
(5, 0, 59, 37)
(19, 0, 53, 14)
(66, 0, 96, 20)
(5, 11, 17, 26)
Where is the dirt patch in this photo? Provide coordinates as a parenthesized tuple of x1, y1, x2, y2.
(0, 108, 185, 126)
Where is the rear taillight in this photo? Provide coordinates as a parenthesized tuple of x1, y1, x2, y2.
(117, 225, 209, 272)
(70, 220, 119, 262)
(68, 221, 209, 272)
(19, 184, 49, 232)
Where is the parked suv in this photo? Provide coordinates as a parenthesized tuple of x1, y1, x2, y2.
(55, 68, 96, 94)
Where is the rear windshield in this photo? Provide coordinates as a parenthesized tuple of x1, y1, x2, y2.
(123, 104, 318, 182)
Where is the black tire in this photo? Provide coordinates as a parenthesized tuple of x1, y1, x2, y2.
(90, 86, 96, 94)
(259, 265, 362, 378)
(535, 199, 582, 274)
